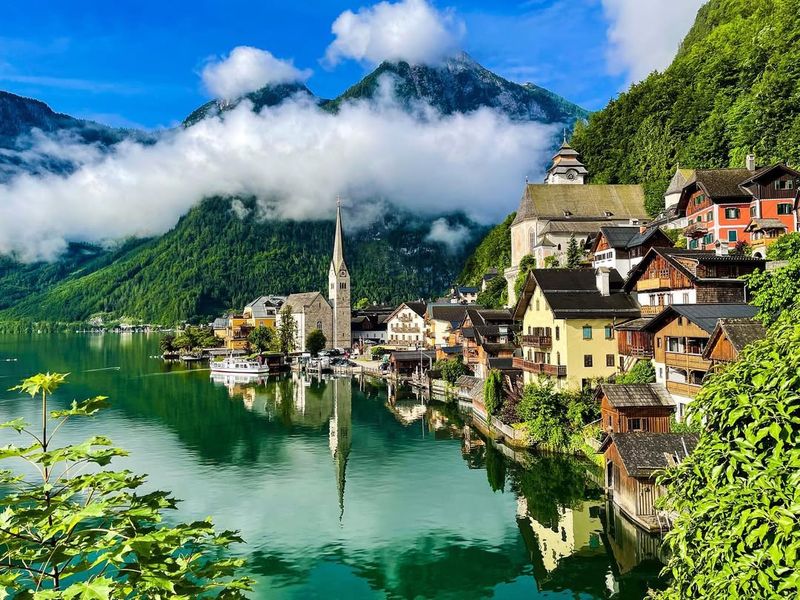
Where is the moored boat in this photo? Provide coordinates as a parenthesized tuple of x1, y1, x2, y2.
(210, 356, 271, 374)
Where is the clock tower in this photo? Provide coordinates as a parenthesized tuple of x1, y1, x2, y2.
(545, 138, 588, 185)
(328, 199, 351, 349)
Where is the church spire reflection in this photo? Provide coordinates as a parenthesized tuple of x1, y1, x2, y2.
(328, 377, 352, 521)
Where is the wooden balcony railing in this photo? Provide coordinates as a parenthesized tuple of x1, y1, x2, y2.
(665, 351, 709, 373)
(624, 347, 654, 358)
(666, 381, 702, 398)
(391, 325, 421, 333)
(513, 357, 567, 377)
(637, 278, 672, 291)
(521, 335, 552, 348)
(640, 305, 663, 316)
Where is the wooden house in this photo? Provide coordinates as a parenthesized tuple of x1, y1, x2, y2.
(702, 317, 766, 366)
(676, 160, 800, 250)
(622, 248, 764, 317)
(642, 303, 758, 419)
(390, 350, 436, 377)
(455, 308, 516, 379)
(591, 225, 673, 278)
(744, 218, 789, 259)
(597, 384, 675, 434)
(614, 317, 654, 373)
(385, 302, 427, 348)
(600, 432, 698, 531)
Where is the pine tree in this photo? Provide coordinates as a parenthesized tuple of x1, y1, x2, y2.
(566, 235, 582, 268)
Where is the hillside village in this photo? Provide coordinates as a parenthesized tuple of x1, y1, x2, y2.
(210, 140, 799, 533)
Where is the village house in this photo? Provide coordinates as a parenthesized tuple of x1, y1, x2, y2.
(744, 218, 789, 258)
(456, 307, 516, 379)
(350, 307, 391, 347)
(505, 142, 649, 305)
(600, 432, 698, 532)
(614, 317, 655, 373)
(425, 304, 469, 349)
(702, 317, 766, 367)
(513, 268, 640, 390)
(622, 247, 765, 318)
(385, 301, 427, 348)
(590, 226, 673, 277)
(654, 167, 696, 230)
(216, 313, 251, 351)
(642, 303, 758, 419)
(597, 384, 675, 434)
(243, 295, 285, 328)
(279, 291, 334, 353)
(677, 158, 800, 251)
(447, 285, 479, 304)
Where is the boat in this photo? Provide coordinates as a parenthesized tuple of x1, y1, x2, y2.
(210, 356, 271, 374)
(180, 354, 205, 362)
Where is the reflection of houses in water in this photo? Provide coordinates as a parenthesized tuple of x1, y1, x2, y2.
(601, 500, 666, 576)
(328, 377, 352, 519)
(385, 382, 428, 425)
(516, 497, 605, 573)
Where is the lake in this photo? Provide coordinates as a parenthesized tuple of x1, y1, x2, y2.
(0, 333, 665, 598)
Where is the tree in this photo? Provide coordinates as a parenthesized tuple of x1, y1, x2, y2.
(566, 234, 583, 268)
(248, 325, 275, 353)
(476, 275, 507, 309)
(305, 328, 327, 356)
(483, 370, 504, 416)
(513, 254, 536, 301)
(435, 356, 468, 385)
(0, 373, 253, 597)
(744, 259, 800, 325)
(277, 304, 297, 354)
(616, 359, 656, 383)
(354, 297, 370, 310)
(766, 231, 800, 260)
(159, 333, 176, 353)
(516, 380, 572, 450)
(654, 312, 800, 599)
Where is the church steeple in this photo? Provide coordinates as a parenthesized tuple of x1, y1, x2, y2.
(328, 198, 351, 349)
(545, 140, 588, 185)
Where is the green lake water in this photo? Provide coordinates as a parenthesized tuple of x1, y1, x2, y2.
(0, 333, 666, 598)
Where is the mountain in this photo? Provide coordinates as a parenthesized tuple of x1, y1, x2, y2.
(0, 54, 585, 325)
(570, 0, 800, 215)
(326, 52, 588, 124)
(0, 90, 153, 181)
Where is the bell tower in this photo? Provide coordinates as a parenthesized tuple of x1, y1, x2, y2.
(328, 198, 351, 349)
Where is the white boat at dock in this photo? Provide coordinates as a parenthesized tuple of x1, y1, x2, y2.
(210, 356, 271, 374)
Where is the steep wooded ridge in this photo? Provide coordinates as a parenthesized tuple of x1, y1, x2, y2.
(571, 0, 800, 215)
(0, 54, 584, 324)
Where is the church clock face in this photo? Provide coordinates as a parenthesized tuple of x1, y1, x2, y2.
(340, 269, 347, 276)
(567, 171, 576, 180)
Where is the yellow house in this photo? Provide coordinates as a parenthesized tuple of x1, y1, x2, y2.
(243, 295, 284, 329)
(513, 268, 640, 391)
(224, 314, 251, 351)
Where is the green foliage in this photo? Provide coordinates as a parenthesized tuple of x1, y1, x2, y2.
(654, 312, 800, 599)
(744, 258, 800, 324)
(565, 235, 582, 268)
(354, 297, 370, 310)
(248, 325, 275, 353)
(513, 254, 537, 302)
(669, 414, 702, 434)
(571, 0, 800, 202)
(616, 359, 656, 384)
(766, 232, 800, 260)
(0, 198, 481, 325)
(0, 373, 252, 597)
(277, 305, 297, 354)
(543, 255, 560, 268)
(483, 370, 503, 416)
(159, 333, 176, 353)
(476, 275, 507, 309)
(174, 325, 219, 352)
(516, 380, 597, 451)
(459, 212, 515, 285)
(305, 328, 327, 356)
(483, 442, 506, 493)
(435, 356, 469, 385)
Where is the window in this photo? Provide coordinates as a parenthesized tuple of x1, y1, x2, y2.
(677, 316, 683, 325)
(725, 207, 740, 219)
(750, 205, 757, 217)
(683, 293, 690, 303)
(775, 179, 794, 190)
(777, 203, 793, 215)
(316, 320, 322, 329)
(583, 326, 592, 340)
(657, 337, 662, 348)
(604, 325, 614, 339)
(340, 282, 347, 289)
(689, 239, 699, 250)
(706, 212, 714, 222)
(606, 354, 615, 367)
(535, 300, 540, 311)
(555, 326, 560, 341)
(728, 229, 738, 242)
(628, 418, 642, 431)
(703, 233, 714, 245)
(556, 351, 561, 365)
(584, 355, 593, 367)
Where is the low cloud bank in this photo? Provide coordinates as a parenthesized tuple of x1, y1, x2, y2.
(202, 46, 312, 99)
(0, 86, 556, 262)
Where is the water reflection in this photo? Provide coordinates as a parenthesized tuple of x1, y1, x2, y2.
(0, 333, 667, 598)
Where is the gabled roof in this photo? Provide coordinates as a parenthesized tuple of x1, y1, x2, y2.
(597, 384, 674, 408)
(600, 433, 699, 478)
(427, 304, 469, 327)
(745, 218, 788, 232)
(284, 292, 328, 311)
(642, 304, 758, 335)
(542, 220, 613, 235)
(623, 248, 765, 292)
(454, 286, 479, 294)
(593, 225, 671, 252)
(212, 317, 229, 329)
(244, 295, 285, 318)
(513, 184, 648, 225)
(690, 168, 753, 200)
(514, 268, 639, 320)
(702, 317, 766, 360)
(739, 163, 800, 187)
(665, 167, 696, 195)
(388, 301, 427, 321)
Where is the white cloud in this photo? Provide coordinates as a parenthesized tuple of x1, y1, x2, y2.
(602, 0, 706, 83)
(201, 46, 312, 99)
(324, 0, 464, 66)
(425, 218, 470, 252)
(0, 84, 556, 262)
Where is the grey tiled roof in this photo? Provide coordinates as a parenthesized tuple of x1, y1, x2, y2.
(602, 433, 699, 477)
(643, 304, 759, 335)
(599, 384, 674, 408)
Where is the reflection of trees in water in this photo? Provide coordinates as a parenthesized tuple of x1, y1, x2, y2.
(484, 442, 506, 493)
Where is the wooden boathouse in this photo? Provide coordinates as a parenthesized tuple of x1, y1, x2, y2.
(597, 384, 675, 434)
(600, 432, 698, 532)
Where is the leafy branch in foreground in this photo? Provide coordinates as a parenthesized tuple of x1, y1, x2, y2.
(0, 372, 253, 598)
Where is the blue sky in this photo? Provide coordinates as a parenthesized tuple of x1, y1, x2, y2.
(0, 0, 692, 129)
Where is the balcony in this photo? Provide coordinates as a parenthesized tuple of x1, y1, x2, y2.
(623, 347, 654, 358)
(666, 381, 702, 398)
(684, 222, 709, 239)
(391, 325, 421, 334)
(521, 335, 552, 348)
(513, 357, 567, 377)
(665, 351, 709, 372)
(637, 278, 672, 292)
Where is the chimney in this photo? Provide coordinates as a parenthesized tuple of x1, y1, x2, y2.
(746, 153, 756, 171)
(596, 267, 611, 296)
(714, 240, 729, 256)
(639, 225, 648, 234)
